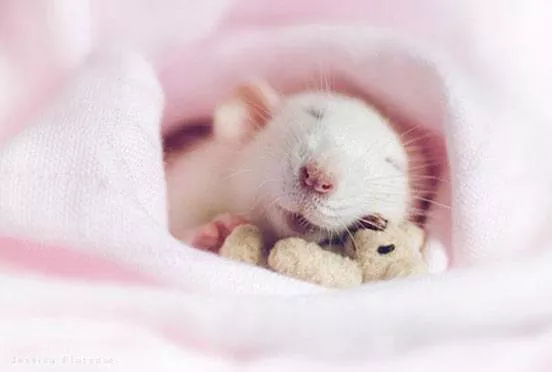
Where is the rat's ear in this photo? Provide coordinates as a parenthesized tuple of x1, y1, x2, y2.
(213, 80, 280, 142)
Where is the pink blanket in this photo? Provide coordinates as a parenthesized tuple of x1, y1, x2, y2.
(2, 0, 552, 370)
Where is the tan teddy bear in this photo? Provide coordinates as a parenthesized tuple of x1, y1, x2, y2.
(219, 219, 428, 289)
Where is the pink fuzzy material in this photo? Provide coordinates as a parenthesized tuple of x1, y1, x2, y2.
(1, 1, 552, 370)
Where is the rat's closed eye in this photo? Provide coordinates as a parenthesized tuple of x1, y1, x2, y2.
(385, 156, 405, 172)
(305, 107, 324, 119)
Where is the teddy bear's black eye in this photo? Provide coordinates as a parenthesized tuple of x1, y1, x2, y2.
(377, 244, 395, 255)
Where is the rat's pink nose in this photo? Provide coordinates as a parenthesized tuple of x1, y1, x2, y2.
(299, 162, 335, 194)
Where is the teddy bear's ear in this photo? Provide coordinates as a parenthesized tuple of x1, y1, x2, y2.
(213, 80, 281, 143)
(399, 221, 426, 252)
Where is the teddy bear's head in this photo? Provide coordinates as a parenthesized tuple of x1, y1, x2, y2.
(345, 219, 427, 281)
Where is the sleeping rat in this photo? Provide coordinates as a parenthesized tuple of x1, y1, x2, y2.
(165, 81, 436, 251)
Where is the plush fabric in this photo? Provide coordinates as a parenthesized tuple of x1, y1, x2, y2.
(1, 0, 552, 370)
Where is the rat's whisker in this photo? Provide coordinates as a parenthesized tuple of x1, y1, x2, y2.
(250, 174, 282, 209)
(267, 195, 283, 210)
(398, 125, 422, 140)
(290, 117, 311, 145)
(224, 168, 254, 180)
(361, 173, 450, 184)
(401, 132, 436, 147)
(343, 224, 356, 249)
(314, 60, 333, 94)
(359, 120, 427, 168)
(364, 184, 438, 194)
(366, 190, 439, 200)
(356, 218, 385, 230)
(408, 161, 445, 172)
(248, 182, 278, 213)
(369, 194, 451, 210)
(410, 196, 451, 210)
(325, 227, 334, 252)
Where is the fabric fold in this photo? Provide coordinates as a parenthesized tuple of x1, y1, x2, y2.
(1, 1, 552, 371)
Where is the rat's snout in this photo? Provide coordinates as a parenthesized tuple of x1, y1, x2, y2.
(299, 161, 335, 194)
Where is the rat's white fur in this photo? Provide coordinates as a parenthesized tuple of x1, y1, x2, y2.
(165, 90, 421, 246)
(225, 92, 411, 243)
(165, 139, 241, 240)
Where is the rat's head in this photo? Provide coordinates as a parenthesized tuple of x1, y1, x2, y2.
(219, 81, 411, 243)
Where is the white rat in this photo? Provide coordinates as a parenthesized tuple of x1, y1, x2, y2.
(165, 81, 438, 251)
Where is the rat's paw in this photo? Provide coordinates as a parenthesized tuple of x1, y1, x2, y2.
(191, 213, 248, 252)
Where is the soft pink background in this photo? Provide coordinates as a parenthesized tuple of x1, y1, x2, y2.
(1, 1, 552, 371)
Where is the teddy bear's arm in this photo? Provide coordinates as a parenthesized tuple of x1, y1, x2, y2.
(383, 258, 428, 280)
(268, 238, 363, 289)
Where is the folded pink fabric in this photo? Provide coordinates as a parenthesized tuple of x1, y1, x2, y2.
(1, 0, 552, 371)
